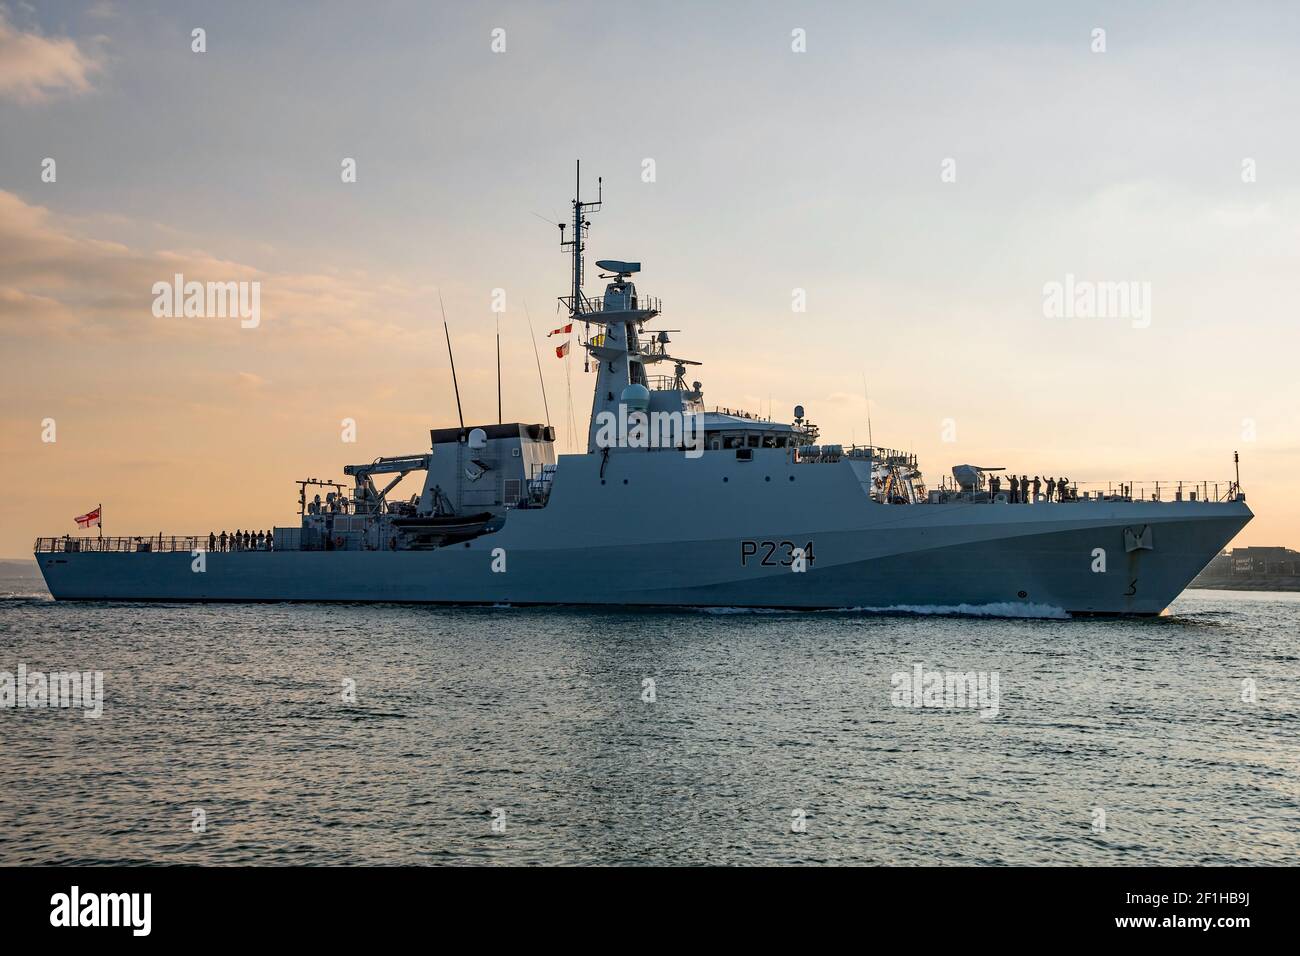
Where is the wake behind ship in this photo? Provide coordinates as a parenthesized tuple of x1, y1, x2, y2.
(35, 170, 1251, 615)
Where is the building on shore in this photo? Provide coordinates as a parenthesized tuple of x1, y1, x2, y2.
(1193, 547, 1300, 590)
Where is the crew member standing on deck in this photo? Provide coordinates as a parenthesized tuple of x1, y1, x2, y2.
(1044, 476, 1054, 502)
(1032, 476, 1042, 502)
(1009, 474, 1019, 503)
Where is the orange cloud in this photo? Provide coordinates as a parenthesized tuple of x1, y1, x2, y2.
(0, 11, 99, 102)
(0, 189, 431, 346)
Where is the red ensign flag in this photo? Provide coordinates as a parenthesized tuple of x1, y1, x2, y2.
(555, 341, 570, 358)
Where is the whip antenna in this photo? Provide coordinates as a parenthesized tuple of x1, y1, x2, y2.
(439, 290, 465, 431)
(523, 300, 551, 427)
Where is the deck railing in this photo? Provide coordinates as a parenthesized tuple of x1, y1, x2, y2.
(1066, 480, 1240, 502)
(564, 293, 662, 316)
(937, 479, 1242, 504)
(34, 535, 275, 554)
(710, 406, 770, 421)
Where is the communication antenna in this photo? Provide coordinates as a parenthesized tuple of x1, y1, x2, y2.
(523, 300, 551, 427)
(438, 290, 465, 431)
(496, 311, 502, 425)
(862, 371, 874, 450)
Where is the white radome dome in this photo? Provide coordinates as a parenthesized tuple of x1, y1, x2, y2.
(620, 383, 650, 412)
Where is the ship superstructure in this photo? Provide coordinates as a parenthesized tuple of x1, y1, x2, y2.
(35, 168, 1252, 614)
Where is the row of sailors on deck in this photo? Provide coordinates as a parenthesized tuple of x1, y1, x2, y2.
(988, 475, 1075, 503)
(208, 529, 274, 552)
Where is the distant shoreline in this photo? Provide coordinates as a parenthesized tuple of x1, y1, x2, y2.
(1189, 578, 1300, 592)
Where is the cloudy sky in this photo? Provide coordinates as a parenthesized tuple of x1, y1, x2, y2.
(1, 0, 1297, 556)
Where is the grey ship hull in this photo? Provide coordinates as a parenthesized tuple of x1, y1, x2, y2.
(36, 451, 1251, 615)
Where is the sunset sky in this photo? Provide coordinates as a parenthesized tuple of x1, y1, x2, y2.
(2, 0, 1298, 557)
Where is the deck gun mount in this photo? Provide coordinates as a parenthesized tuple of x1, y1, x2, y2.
(952, 464, 1006, 494)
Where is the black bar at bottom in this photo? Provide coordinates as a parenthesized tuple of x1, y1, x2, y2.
(0, 865, 1285, 943)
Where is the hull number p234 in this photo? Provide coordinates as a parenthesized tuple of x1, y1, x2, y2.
(740, 540, 815, 568)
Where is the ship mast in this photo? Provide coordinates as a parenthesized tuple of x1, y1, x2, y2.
(559, 160, 602, 359)
(555, 163, 681, 454)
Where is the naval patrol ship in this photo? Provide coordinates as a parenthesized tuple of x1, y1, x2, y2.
(35, 170, 1251, 615)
